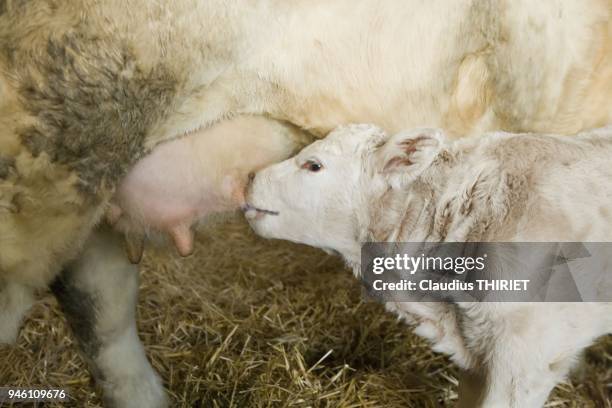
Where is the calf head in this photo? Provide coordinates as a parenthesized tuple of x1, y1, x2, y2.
(245, 124, 445, 255)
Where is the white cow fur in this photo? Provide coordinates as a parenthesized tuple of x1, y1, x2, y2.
(142, 0, 612, 143)
(246, 124, 612, 407)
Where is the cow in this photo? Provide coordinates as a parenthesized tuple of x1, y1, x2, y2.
(244, 123, 612, 408)
(1, 0, 611, 406)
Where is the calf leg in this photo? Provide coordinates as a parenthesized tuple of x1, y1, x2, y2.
(0, 280, 35, 343)
(457, 303, 607, 408)
(474, 342, 574, 408)
(51, 226, 167, 408)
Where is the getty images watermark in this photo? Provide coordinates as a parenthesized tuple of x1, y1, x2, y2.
(361, 242, 612, 302)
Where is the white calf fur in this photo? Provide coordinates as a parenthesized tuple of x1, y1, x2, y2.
(246, 125, 612, 407)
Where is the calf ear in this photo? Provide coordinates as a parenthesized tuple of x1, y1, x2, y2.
(377, 128, 445, 189)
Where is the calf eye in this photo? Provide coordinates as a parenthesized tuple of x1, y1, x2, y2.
(301, 159, 323, 172)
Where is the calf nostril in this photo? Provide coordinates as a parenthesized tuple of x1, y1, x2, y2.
(248, 172, 256, 183)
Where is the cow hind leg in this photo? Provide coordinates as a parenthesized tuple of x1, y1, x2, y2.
(51, 226, 167, 408)
(0, 281, 35, 344)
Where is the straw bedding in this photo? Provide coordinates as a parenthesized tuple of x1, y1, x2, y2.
(0, 216, 610, 407)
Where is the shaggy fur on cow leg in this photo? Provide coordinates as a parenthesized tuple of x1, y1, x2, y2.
(0, 281, 35, 344)
(51, 227, 167, 408)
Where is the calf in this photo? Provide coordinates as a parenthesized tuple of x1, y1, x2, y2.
(245, 124, 612, 407)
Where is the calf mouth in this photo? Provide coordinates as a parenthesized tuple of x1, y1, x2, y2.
(242, 203, 279, 220)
